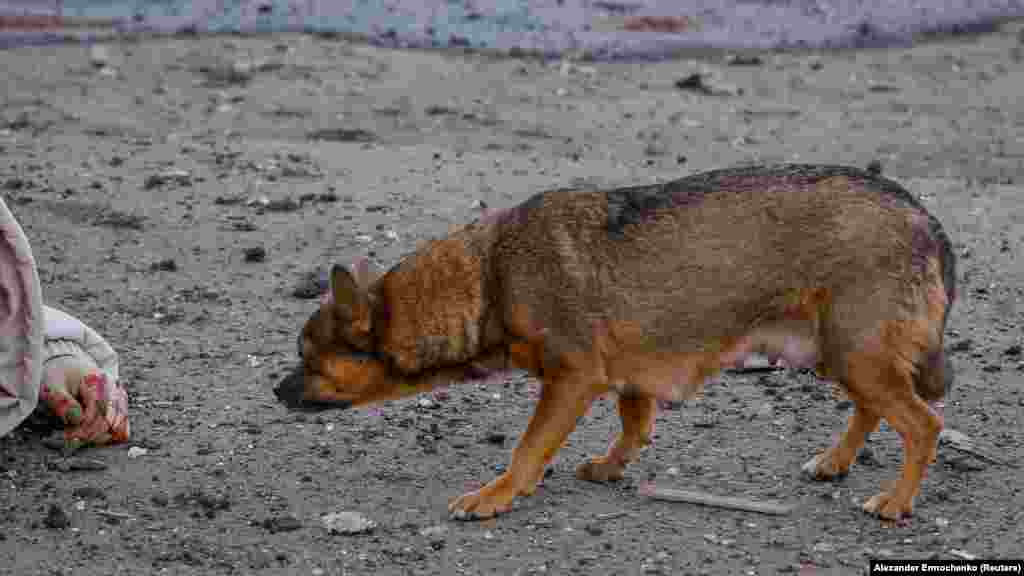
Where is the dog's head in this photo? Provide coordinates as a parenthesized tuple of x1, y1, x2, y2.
(275, 261, 398, 411)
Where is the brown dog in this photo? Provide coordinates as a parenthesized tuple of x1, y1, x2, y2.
(275, 164, 956, 521)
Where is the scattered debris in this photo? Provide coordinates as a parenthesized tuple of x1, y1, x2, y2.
(243, 246, 267, 263)
(308, 128, 376, 143)
(196, 62, 253, 88)
(94, 509, 135, 521)
(49, 458, 108, 472)
(143, 170, 192, 190)
(482, 431, 507, 445)
(247, 195, 271, 208)
(149, 259, 177, 272)
(261, 515, 303, 533)
(950, 549, 977, 561)
(214, 195, 246, 206)
(726, 54, 764, 66)
(43, 503, 70, 529)
(638, 483, 795, 516)
(321, 511, 377, 535)
(940, 428, 1017, 468)
(674, 73, 740, 96)
(265, 197, 301, 212)
(89, 44, 111, 68)
(93, 211, 145, 231)
(594, 511, 631, 521)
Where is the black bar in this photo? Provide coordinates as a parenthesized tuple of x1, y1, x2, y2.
(870, 559, 1023, 575)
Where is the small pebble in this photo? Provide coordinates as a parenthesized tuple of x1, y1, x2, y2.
(244, 247, 266, 263)
(321, 511, 376, 535)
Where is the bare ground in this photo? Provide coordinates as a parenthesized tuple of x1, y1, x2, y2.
(1, 24, 1023, 576)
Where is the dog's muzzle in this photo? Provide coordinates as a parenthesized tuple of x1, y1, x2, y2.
(273, 366, 352, 412)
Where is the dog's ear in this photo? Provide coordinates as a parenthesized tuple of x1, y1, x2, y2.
(330, 263, 365, 319)
(353, 257, 381, 288)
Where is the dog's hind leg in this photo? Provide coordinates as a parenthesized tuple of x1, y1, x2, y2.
(802, 396, 881, 480)
(576, 394, 657, 483)
(844, 337, 942, 520)
(449, 365, 603, 520)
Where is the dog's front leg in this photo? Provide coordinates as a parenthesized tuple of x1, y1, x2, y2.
(448, 369, 602, 520)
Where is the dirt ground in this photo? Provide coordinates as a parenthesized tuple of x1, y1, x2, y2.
(2, 23, 1023, 576)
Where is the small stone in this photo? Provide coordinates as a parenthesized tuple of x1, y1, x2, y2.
(149, 259, 177, 272)
(89, 44, 111, 68)
(321, 511, 376, 535)
(482, 431, 506, 445)
(308, 128, 376, 143)
(262, 515, 302, 533)
(44, 503, 69, 529)
(244, 247, 266, 263)
(674, 73, 739, 96)
(143, 170, 191, 190)
(127, 446, 149, 458)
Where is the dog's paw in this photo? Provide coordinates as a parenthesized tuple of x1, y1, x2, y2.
(862, 491, 913, 520)
(801, 451, 848, 481)
(576, 457, 626, 483)
(448, 477, 518, 521)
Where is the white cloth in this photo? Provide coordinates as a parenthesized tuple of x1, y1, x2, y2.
(0, 196, 43, 437)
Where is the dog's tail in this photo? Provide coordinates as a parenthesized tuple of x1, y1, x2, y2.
(914, 215, 957, 403)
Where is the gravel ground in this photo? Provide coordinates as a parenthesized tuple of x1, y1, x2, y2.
(1, 21, 1023, 576)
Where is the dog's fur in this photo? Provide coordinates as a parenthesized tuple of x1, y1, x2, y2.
(276, 164, 956, 521)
